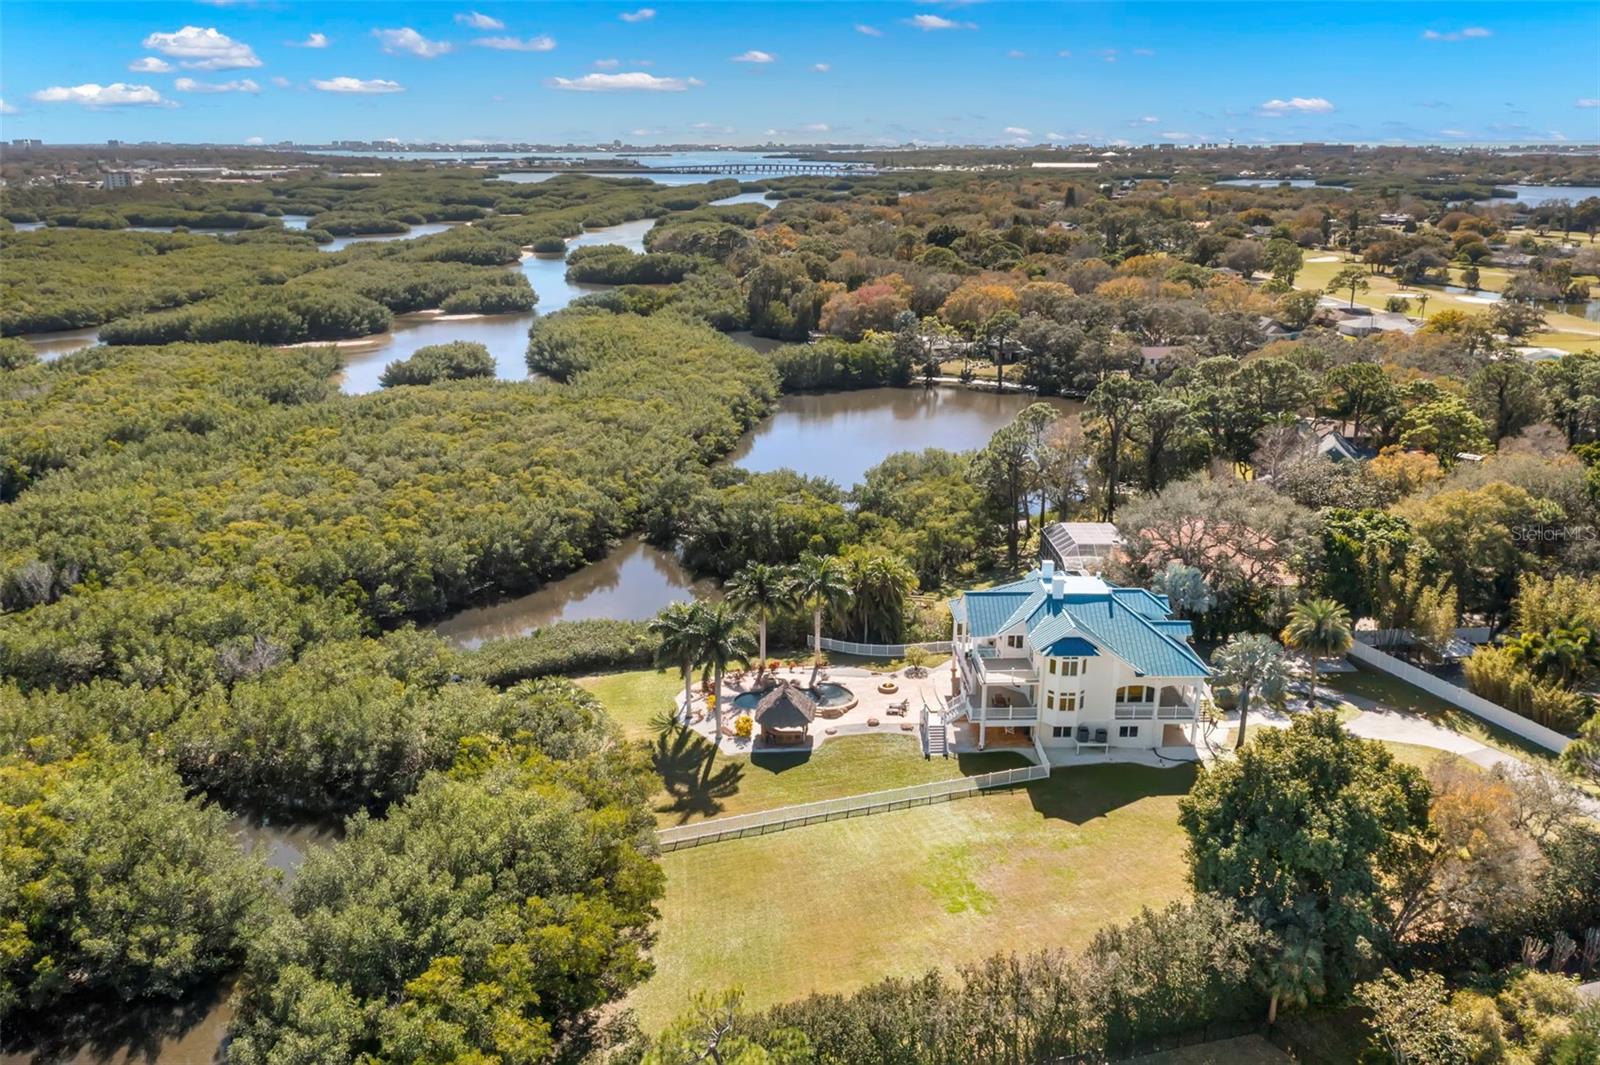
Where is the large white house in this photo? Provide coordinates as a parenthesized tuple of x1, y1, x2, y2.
(946, 561, 1210, 755)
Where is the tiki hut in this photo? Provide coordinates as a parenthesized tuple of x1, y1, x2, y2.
(752, 680, 817, 745)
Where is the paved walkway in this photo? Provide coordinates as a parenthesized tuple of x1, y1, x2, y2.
(1241, 676, 1600, 820)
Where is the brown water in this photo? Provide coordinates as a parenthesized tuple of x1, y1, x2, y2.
(727, 386, 1082, 488)
(431, 536, 719, 648)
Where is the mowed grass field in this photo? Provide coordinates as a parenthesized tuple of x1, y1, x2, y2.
(1294, 253, 1600, 353)
(626, 763, 1196, 1029)
(582, 670, 1197, 1031)
(579, 669, 1032, 826)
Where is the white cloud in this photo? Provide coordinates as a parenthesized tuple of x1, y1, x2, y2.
(312, 76, 405, 93)
(476, 35, 556, 51)
(1439, 128, 1471, 138)
(1577, 98, 1600, 109)
(272, 76, 291, 87)
(594, 57, 620, 68)
(33, 82, 171, 107)
(1003, 126, 1031, 136)
(455, 11, 503, 30)
(245, 135, 265, 144)
(545, 71, 700, 92)
(630, 127, 662, 136)
(129, 56, 173, 73)
(1550, 130, 1569, 142)
(1057, 49, 1072, 57)
(1160, 131, 1193, 140)
(1421, 27, 1491, 41)
(175, 76, 261, 93)
(855, 24, 883, 36)
(290, 32, 328, 48)
(906, 14, 975, 30)
(691, 121, 733, 133)
(810, 63, 830, 72)
(0, 99, 17, 115)
(373, 28, 452, 58)
(1138, 115, 1159, 124)
(731, 50, 775, 63)
(1006, 49, 1025, 59)
(801, 122, 830, 132)
(1259, 96, 1335, 113)
(142, 26, 261, 70)
(619, 8, 655, 22)
(1132, 48, 1155, 57)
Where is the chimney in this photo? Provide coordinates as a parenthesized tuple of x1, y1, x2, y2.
(1051, 573, 1066, 600)
(1041, 559, 1055, 583)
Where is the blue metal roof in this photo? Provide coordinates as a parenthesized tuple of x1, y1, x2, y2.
(1043, 636, 1100, 657)
(955, 573, 1208, 678)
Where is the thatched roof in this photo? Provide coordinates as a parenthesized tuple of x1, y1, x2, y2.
(752, 681, 817, 731)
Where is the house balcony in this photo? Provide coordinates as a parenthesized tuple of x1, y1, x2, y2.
(1114, 703, 1198, 721)
(972, 701, 1039, 724)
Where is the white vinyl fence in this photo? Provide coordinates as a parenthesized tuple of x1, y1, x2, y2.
(655, 763, 1049, 852)
(1347, 638, 1571, 753)
(808, 637, 952, 657)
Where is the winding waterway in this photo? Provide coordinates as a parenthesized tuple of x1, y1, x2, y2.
(426, 387, 1082, 644)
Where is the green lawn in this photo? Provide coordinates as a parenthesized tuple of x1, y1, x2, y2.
(627, 763, 1196, 1030)
(1294, 253, 1600, 353)
(578, 668, 682, 741)
(580, 669, 1032, 826)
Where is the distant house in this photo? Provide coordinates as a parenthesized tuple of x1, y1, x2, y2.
(1317, 298, 1418, 337)
(1315, 427, 1377, 463)
(1041, 522, 1123, 571)
(1138, 345, 1182, 372)
(946, 563, 1209, 753)
(1259, 317, 1303, 342)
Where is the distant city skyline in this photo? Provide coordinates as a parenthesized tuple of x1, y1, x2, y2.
(3, 1, 1597, 147)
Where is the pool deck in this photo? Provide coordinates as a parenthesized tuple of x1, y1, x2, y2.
(679, 663, 954, 756)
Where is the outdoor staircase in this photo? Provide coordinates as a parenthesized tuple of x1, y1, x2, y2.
(925, 718, 948, 758)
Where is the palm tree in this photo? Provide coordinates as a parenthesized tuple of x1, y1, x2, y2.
(788, 552, 851, 687)
(1265, 924, 1326, 1025)
(1210, 633, 1289, 750)
(693, 601, 753, 738)
(726, 562, 791, 684)
(842, 551, 917, 646)
(1280, 598, 1354, 707)
(649, 600, 707, 725)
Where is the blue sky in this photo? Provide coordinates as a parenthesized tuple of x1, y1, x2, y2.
(2, 2, 1597, 146)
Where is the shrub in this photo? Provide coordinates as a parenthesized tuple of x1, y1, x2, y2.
(531, 236, 567, 254)
(734, 713, 753, 738)
(1464, 645, 1590, 733)
(379, 341, 496, 387)
(768, 336, 910, 391)
(0, 745, 272, 1016)
(0, 337, 36, 371)
(459, 619, 662, 686)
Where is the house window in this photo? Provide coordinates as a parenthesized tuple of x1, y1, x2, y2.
(1063, 659, 1080, 677)
(1006, 634, 1025, 651)
(1052, 726, 1072, 738)
(1117, 685, 1153, 704)
(1119, 725, 1139, 738)
(1060, 693, 1077, 713)
(1048, 658, 1057, 674)
(1046, 692, 1055, 710)
(954, 623, 965, 636)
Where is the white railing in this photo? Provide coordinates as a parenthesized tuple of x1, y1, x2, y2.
(655, 763, 1051, 852)
(1114, 705, 1155, 720)
(809, 637, 952, 657)
(977, 704, 1038, 721)
(1157, 706, 1197, 721)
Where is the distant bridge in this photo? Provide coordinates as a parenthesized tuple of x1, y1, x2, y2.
(522, 161, 879, 177)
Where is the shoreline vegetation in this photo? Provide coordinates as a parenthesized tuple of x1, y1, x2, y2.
(4, 145, 1600, 1062)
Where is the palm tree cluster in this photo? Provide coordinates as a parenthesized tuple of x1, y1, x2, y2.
(648, 550, 922, 736)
